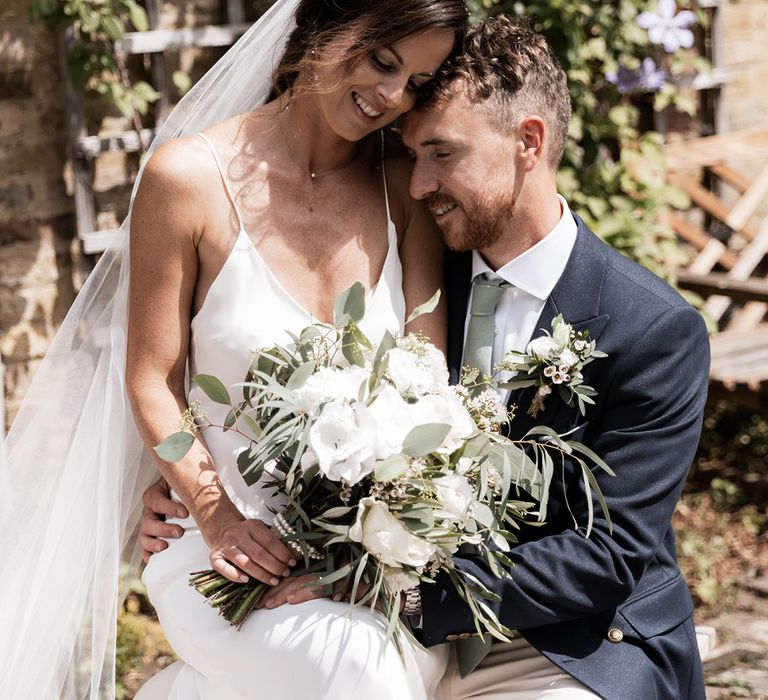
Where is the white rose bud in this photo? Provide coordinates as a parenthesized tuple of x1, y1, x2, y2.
(527, 336, 559, 360)
(434, 473, 475, 527)
(552, 321, 571, 347)
(349, 497, 437, 567)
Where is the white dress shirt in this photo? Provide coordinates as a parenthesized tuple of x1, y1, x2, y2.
(463, 196, 578, 400)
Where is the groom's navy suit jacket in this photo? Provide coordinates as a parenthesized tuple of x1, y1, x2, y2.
(421, 217, 709, 700)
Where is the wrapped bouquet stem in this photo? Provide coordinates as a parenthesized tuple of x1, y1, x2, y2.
(157, 283, 613, 647)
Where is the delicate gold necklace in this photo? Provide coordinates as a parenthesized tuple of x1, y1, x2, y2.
(276, 112, 368, 182)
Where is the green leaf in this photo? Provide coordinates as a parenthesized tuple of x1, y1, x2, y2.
(131, 80, 160, 102)
(401, 423, 451, 458)
(193, 374, 232, 405)
(155, 431, 195, 462)
(405, 289, 441, 326)
(333, 282, 366, 326)
(285, 361, 316, 390)
(342, 327, 365, 367)
(124, 0, 148, 31)
(374, 454, 409, 482)
(171, 70, 192, 96)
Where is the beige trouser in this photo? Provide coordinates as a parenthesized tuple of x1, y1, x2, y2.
(439, 637, 600, 700)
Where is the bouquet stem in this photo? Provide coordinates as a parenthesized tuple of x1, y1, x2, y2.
(189, 570, 268, 629)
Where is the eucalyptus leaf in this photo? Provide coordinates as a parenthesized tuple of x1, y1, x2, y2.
(333, 282, 366, 326)
(155, 431, 195, 462)
(374, 454, 409, 482)
(404, 289, 441, 325)
(402, 423, 451, 458)
(194, 374, 231, 406)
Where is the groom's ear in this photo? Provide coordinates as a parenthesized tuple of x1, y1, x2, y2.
(517, 115, 546, 173)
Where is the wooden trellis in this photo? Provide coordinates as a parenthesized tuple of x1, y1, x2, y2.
(664, 129, 768, 402)
(58, 0, 250, 256)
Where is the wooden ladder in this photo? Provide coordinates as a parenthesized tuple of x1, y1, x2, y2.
(665, 129, 768, 402)
(57, 0, 250, 258)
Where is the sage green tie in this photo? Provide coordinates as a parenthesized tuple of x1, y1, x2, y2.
(463, 274, 512, 381)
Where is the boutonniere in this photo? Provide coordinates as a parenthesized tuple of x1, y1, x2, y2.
(498, 314, 607, 418)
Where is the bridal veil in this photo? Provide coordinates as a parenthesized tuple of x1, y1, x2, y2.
(0, 1, 299, 696)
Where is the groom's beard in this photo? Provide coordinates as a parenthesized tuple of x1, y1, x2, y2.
(430, 189, 517, 253)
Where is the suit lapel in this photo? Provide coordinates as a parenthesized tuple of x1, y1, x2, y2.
(445, 249, 473, 384)
(507, 219, 611, 437)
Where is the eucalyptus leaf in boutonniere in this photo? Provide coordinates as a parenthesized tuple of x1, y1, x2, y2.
(498, 315, 607, 418)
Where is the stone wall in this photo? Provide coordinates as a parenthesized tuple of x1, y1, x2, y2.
(0, 0, 77, 429)
(721, 0, 768, 134)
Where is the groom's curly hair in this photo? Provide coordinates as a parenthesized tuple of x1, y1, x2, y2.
(421, 16, 572, 169)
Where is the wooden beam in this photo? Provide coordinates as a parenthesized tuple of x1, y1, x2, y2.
(676, 271, 768, 304)
(77, 129, 157, 158)
(709, 163, 751, 193)
(725, 162, 768, 231)
(663, 211, 737, 270)
(665, 130, 768, 171)
(116, 24, 250, 54)
(668, 172, 759, 240)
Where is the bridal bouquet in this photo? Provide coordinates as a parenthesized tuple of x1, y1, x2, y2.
(157, 284, 612, 648)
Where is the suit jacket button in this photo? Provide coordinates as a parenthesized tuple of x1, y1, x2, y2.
(446, 634, 459, 641)
(607, 628, 624, 643)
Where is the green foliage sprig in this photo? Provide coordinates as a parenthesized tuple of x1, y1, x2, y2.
(31, 0, 160, 120)
(469, 0, 711, 279)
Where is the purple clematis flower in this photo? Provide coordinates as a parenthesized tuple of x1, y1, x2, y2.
(638, 57, 668, 91)
(607, 58, 667, 94)
(637, 0, 696, 53)
(606, 65, 642, 94)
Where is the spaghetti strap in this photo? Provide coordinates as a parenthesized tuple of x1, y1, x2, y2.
(380, 131, 393, 229)
(196, 133, 246, 232)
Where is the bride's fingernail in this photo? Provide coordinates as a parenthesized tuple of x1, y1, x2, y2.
(289, 559, 298, 567)
(282, 568, 291, 577)
(240, 575, 249, 583)
(270, 577, 279, 585)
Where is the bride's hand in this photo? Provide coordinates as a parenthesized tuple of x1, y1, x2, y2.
(207, 515, 298, 586)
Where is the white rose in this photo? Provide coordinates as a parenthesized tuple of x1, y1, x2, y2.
(409, 394, 475, 455)
(349, 497, 437, 567)
(434, 473, 475, 526)
(526, 336, 559, 360)
(292, 367, 368, 416)
(382, 565, 420, 593)
(308, 401, 378, 484)
(558, 348, 579, 368)
(552, 320, 571, 346)
(367, 384, 415, 458)
(384, 346, 448, 397)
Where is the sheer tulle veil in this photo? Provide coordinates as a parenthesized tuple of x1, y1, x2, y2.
(0, 1, 299, 696)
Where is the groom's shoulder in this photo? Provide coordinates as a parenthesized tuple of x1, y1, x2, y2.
(576, 218, 690, 315)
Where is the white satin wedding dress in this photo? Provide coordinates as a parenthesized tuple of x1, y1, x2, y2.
(136, 134, 449, 700)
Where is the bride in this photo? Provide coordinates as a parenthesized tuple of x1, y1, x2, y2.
(0, 0, 468, 698)
(130, 0, 468, 698)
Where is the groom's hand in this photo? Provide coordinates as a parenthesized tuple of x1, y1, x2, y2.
(140, 477, 188, 562)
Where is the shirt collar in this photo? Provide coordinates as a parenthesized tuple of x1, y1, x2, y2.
(471, 195, 578, 301)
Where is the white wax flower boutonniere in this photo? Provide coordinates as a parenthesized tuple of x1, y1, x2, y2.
(498, 314, 607, 418)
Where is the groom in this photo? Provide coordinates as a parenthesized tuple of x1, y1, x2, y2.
(398, 15, 709, 700)
(140, 16, 710, 700)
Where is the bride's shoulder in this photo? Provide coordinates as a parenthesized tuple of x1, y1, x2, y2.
(140, 134, 217, 197)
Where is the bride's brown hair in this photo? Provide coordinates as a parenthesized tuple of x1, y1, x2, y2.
(268, 0, 469, 100)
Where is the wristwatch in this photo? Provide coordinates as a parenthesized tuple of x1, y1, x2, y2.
(402, 585, 422, 616)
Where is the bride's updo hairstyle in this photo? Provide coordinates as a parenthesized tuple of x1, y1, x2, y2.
(269, 0, 469, 100)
